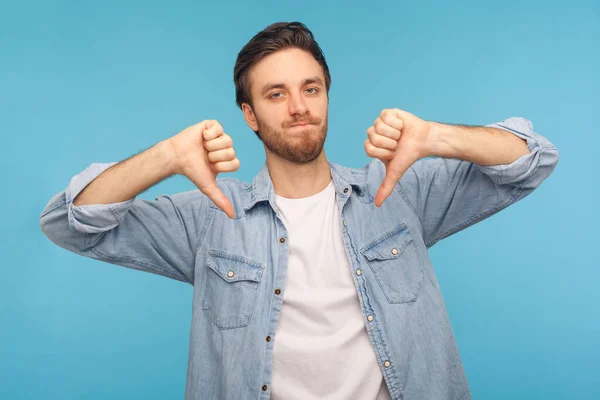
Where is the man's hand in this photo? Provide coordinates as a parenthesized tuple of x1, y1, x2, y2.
(168, 120, 240, 218)
(364, 108, 433, 207)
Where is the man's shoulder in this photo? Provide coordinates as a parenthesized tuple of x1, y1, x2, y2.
(331, 159, 387, 182)
(215, 176, 253, 191)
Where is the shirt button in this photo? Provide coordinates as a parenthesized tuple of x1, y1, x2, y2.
(343, 220, 347, 227)
(367, 315, 374, 322)
(266, 336, 271, 342)
(343, 188, 349, 194)
(356, 269, 362, 276)
(262, 385, 268, 391)
(274, 288, 281, 295)
(279, 237, 286, 244)
(227, 271, 234, 278)
(384, 361, 391, 368)
(391, 248, 398, 255)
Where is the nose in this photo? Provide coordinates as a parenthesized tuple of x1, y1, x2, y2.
(288, 91, 309, 116)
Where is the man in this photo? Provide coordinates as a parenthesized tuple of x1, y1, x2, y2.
(40, 21, 559, 400)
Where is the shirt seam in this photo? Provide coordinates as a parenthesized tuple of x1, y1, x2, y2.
(394, 182, 419, 219)
(40, 194, 67, 217)
(193, 204, 216, 285)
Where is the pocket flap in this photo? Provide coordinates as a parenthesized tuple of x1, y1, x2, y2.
(360, 223, 413, 261)
(207, 250, 264, 283)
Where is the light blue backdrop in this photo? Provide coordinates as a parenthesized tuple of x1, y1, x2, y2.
(1, 0, 597, 399)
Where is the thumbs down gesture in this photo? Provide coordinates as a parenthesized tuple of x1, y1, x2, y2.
(364, 108, 434, 207)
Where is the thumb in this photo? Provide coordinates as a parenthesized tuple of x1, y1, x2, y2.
(375, 153, 413, 207)
(199, 182, 235, 219)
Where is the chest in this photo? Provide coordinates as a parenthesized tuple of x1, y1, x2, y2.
(193, 191, 430, 329)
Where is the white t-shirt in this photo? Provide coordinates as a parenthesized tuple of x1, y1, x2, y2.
(271, 180, 392, 400)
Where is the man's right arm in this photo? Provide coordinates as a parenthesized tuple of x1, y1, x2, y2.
(72, 140, 177, 206)
(40, 141, 208, 284)
(40, 120, 239, 285)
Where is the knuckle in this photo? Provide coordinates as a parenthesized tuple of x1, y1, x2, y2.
(371, 135, 384, 147)
(206, 119, 218, 130)
(384, 109, 394, 119)
(381, 112, 392, 126)
(223, 135, 233, 147)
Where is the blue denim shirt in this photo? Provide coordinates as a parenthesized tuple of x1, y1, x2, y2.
(40, 117, 558, 400)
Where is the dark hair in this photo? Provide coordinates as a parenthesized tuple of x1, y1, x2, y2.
(233, 21, 331, 112)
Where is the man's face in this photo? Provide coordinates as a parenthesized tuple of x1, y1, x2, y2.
(243, 47, 329, 164)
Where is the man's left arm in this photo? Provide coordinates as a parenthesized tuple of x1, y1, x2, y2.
(427, 120, 530, 168)
(365, 109, 560, 248)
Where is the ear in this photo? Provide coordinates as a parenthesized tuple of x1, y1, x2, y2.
(242, 103, 259, 131)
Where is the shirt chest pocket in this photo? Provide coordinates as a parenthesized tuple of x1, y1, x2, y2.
(359, 223, 424, 304)
(201, 250, 265, 330)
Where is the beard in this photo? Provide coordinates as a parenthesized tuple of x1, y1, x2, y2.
(256, 113, 328, 164)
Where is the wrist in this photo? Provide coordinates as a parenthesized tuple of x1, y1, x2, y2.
(157, 139, 182, 177)
(425, 121, 462, 159)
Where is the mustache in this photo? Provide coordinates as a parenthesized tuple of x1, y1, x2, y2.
(283, 117, 321, 128)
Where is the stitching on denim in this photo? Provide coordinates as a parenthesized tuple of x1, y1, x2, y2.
(459, 390, 471, 400)
(394, 182, 418, 219)
(193, 199, 215, 284)
(209, 249, 263, 269)
(107, 204, 121, 223)
(359, 222, 408, 253)
(40, 195, 67, 217)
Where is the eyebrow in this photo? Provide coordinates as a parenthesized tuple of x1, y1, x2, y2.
(260, 76, 325, 96)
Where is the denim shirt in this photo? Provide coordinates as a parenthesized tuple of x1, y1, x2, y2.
(40, 117, 559, 400)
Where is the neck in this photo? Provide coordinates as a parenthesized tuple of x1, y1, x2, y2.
(265, 150, 331, 199)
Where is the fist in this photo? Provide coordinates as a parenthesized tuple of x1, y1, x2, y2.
(169, 120, 239, 218)
(364, 108, 432, 207)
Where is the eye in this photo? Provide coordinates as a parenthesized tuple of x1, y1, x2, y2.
(269, 92, 283, 99)
(306, 87, 319, 94)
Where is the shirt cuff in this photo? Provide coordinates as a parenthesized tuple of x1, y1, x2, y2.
(66, 162, 136, 233)
(478, 117, 557, 186)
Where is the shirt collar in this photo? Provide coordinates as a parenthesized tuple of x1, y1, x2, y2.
(243, 160, 366, 214)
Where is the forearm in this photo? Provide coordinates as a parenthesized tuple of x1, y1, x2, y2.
(427, 121, 530, 166)
(73, 140, 178, 206)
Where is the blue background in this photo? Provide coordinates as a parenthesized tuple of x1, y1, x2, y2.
(1, 0, 598, 399)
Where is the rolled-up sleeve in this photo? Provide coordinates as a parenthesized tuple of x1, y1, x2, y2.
(478, 117, 559, 187)
(396, 117, 559, 248)
(65, 162, 135, 233)
(40, 163, 208, 284)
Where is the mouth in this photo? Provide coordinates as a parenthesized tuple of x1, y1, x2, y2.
(290, 123, 313, 128)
